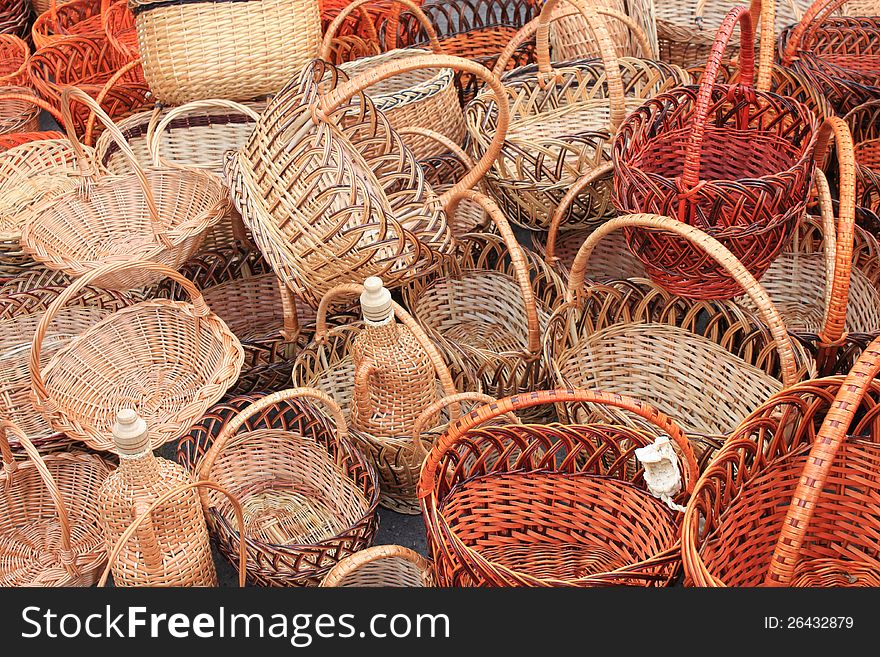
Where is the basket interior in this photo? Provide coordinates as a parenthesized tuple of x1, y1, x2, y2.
(339, 49, 452, 103)
(328, 556, 428, 587)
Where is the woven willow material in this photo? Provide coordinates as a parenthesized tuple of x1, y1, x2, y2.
(0, 282, 131, 452)
(467, 0, 689, 231)
(31, 0, 102, 49)
(130, 0, 320, 105)
(320, 545, 433, 587)
(0, 35, 29, 86)
(683, 337, 880, 586)
(402, 191, 565, 423)
(550, 0, 658, 61)
(22, 88, 230, 291)
(0, 0, 28, 37)
(30, 260, 244, 452)
(545, 214, 814, 467)
(419, 389, 699, 587)
(226, 54, 506, 307)
(0, 131, 65, 149)
(846, 100, 880, 214)
(320, 0, 419, 47)
(614, 6, 819, 299)
(0, 86, 42, 138)
(0, 419, 112, 586)
(196, 388, 380, 587)
(780, 0, 880, 115)
(103, 0, 137, 58)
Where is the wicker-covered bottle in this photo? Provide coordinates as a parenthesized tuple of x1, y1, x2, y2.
(97, 409, 217, 587)
(349, 277, 439, 438)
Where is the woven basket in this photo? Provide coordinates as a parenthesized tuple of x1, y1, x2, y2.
(614, 5, 819, 299)
(0, 86, 45, 136)
(0, 35, 29, 86)
(31, 0, 103, 49)
(420, 388, 699, 587)
(320, 0, 417, 48)
(226, 54, 506, 307)
(402, 190, 565, 423)
(22, 88, 230, 291)
(130, 0, 320, 105)
(320, 544, 433, 587)
(466, 0, 690, 231)
(30, 259, 244, 452)
(779, 0, 880, 115)
(0, 419, 112, 586)
(550, 0, 659, 61)
(0, 0, 29, 37)
(545, 213, 814, 466)
(846, 99, 880, 215)
(0, 130, 64, 149)
(102, 0, 136, 59)
(196, 388, 380, 587)
(683, 335, 880, 586)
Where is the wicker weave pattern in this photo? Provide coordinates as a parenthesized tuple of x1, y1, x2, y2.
(0, 35, 29, 86)
(103, 0, 137, 59)
(846, 100, 880, 215)
(550, 0, 659, 61)
(0, 0, 28, 38)
(0, 86, 42, 136)
(31, 0, 103, 49)
(320, 544, 434, 587)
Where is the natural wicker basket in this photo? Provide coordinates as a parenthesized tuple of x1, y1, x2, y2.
(0, 86, 44, 137)
(549, 0, 658, 61)
(196, 388, 380, 587)
(683, 335, 880, 586)
(226, 54, 506, 307)
(466, 0, 689, 231)
(846, 99, 880, 215)
(0, 35, 29, 86)
(0, 419, 113, 586)
(320, 544, 433, 587)
(420, 388, 699, 586)
(29, 259, 244, 452)
(22, 88, 230, 291)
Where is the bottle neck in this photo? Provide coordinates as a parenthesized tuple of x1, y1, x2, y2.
(117, 447, 161, 485)
(361, 315, 399, 343)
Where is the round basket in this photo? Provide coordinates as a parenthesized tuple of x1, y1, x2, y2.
(320, 544, 433, 587)
(614, 5, 819, 299)
(225, 54, 506, 307)
(0, 419, 113, 586)
(683, 335, 880, 586)
(29, 260, 244, 452)
(196, 388, 380, 587)
(420, 388, 700, 587)
(549, 0, 658, 62)
(0, 0, 29, 38)
(22, 88, 230, 291)
(0, 86, 51, 137)
(102, 0, 137, 59)
(0, 34, 29, 87)
(845, 99, 880, 215)
(466, 0, 690, 231)
(31, 0, 102, 50)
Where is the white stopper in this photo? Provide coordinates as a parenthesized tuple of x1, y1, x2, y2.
(635, 436, 686, 513)
(360, 276, 393, 325)
(112, 408, 149, 456)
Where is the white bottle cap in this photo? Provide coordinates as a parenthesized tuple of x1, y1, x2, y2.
(112, 408, 149, 456)
(360, 276, 393, 324)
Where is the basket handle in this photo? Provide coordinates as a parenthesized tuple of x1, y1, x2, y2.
(544, 162, 614, 264)
(62, 85, 172, 249)
(197, 387, 349, 488)
(0, 419, 76, 577)
(83, 58, 146, 147)
(765, 334, 880, 585)
(681, 5, 756, 191)
(320, 0, 444, 59)
(147, 99, 262, 170)
(397, 126, 477, 171)
(97, 481, 247, 587)
(781, 0, 847, 65)
(445, 189, 542, 359)
(319, 544, 431, 587)
(417, 388, 700, 500)
(0, 89, 64, 125)
(29, 260, 210, 414)
(317, 53, 508, 207)
(565, 213, 800, 387)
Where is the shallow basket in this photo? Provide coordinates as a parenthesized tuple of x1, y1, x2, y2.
(195, 388, 380, 587)
(320, 545, 433, 587)
(845, 99, 880, 215)
(419, 389, 700, 587)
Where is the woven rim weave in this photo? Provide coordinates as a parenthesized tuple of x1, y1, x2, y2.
(0, 35, 29, 87)
(31, 0, 103, 50)
(320, 544, 434, 587)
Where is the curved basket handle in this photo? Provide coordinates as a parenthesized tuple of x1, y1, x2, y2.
(0, 89, 64, 125)
(97, 481, 247, 587)
(566, 213, 800, 387)
(765, 334, 880, 585)
(29, 260, 210, 415)
(319, 544, 432, 587)
(62, 85, 171, 249)
(83, 58, 146, 148)
(147, 99, 262, 169)
(0, 419, 76, 577)
(781, 0, 847, 65)
(752, 0, 776, 92)
(320, 0, 444, 60)
(682, 5, 756, 191)
(417, 388, 700, 501)
(545, 162, 614, 264)
(397, 126, 476, 171)
(317, 53, 508, 207)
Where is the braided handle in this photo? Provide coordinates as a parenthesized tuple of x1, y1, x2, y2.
(98, 481, 246, 587)
(781, 0, 847, 64)
(544, 163, 614, 264)
(765, 334, 880, 585)
(565, 213, 799, 387)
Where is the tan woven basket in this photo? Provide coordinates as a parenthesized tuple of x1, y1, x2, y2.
(21, 88, 230, 291)
(549, 0, 659, 60)
(29, 259, 244, 452)
(320, 544, 433, 587)
(0, 86, 44, 136)
(130, 0, 321, 105)
(0, 419, 113, 586)
(226, 53, 507, 308)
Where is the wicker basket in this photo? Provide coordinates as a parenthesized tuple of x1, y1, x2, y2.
(845, 100, 880, 215)
(545, 213, 814, 466)
(130, 0, 320, 105)
(196, 388, 380, 587)
(102, 0, 136, 59)
(420, 388, 699, 586)
(550, 0, 659, 61)
(0, 0, 29, 38)
(614, 5, 819, 299)
(0, 130, 64, 149)
(320, 545, 433, 587)
(320, 0, 417, 48)
(683, 335, 880, 586)
(0, 419, 113, 586)
(22, 88, 230, 291)
(226, 54, 506, 307)
(466, 0, 690, 231)
(29, 259, 244, 452)
(31, 0, 103, 49)
(0, 35, 29, 86)
(0, 86, 45, 136)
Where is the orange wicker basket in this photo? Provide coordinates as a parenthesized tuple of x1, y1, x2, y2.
(0, 34, 29, 86)
(101, 0, 136, 59)
(846, 99, 880, 215)
(0, 0, 29, 38)
(0, 86, 45, 136)
(31, 0, 102, 49)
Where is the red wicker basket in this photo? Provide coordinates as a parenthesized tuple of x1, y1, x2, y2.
(614, 4, 819, 299)
(320, 0, 420, 49)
